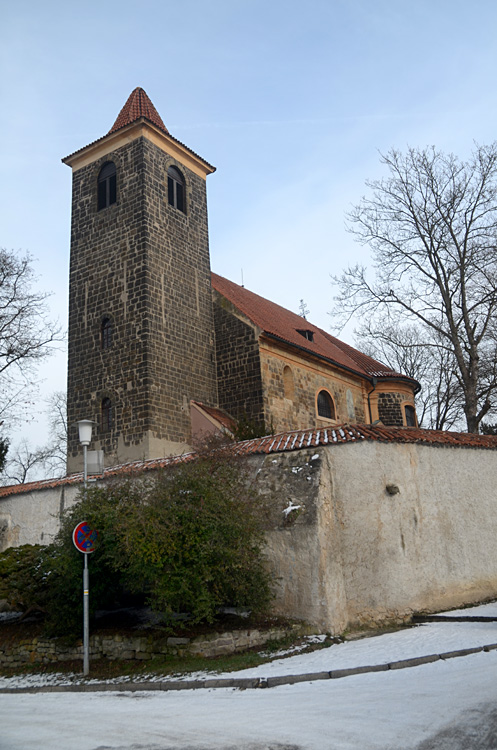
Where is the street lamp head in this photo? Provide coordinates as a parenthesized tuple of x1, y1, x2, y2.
(77, 419, 95, 447)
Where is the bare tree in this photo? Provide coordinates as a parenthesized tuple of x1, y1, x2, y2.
(1, 391, 68, 484)
(333, 144, 497, 433)
(2, 440, 56, 484)
(0, 249, 62, 427)
(43, 390, 67, 476)
(355, 322, 463, 430)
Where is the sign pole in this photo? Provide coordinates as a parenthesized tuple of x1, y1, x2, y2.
(83, 553, 89, 676)
(73, 522, 98, 677)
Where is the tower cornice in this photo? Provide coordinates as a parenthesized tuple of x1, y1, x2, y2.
(62, 117, 216, 179)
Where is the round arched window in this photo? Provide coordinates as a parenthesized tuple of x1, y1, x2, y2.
(167, 166, 185, 212)
(101, 398, 113, 431)
(283, 366, 295, 400)
(317, 390, 335, 420)
(97, 162, 117, 210)
(101, 317, 112, 350)
(404, 404, 416, 427)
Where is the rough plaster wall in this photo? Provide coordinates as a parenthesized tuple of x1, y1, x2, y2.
(3, 441, 497, 634)
(248, 449, 348, 634)
(328, 441, 497, 627)
(247, 450, 324, 626)
(0, 485, 81, 551)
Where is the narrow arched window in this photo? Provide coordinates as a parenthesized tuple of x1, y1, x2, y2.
(97, 162, 117, 210)
(101, 317, 112, 350)
(167, 166, 185, 212)
(283, 366, 295, 400)
(101, 398, 113, 431)
(405, 404, 416, 427)
(317, 390, 335, 420)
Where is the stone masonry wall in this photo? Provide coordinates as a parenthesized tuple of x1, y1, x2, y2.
(0, 624, 309, 669)
(67, 135, 217, 470)
(259, 344, 367, 433)
(213, 294, 264, 425)
(377, 392, 409, 427)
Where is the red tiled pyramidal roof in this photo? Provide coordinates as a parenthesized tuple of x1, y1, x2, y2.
(211, 273, 418, 386)
(108, 87, 168, 135)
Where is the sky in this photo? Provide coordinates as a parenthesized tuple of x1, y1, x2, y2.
(2, 601, 497, 748)
(2, 0, 497, 458)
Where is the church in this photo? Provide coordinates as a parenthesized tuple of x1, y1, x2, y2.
(63, 88, 419, 473)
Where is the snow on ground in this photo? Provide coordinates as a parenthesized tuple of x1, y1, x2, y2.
(2, 606, 497, 689)
(2, 603, 497, 749)
(1, 652, 497, 749)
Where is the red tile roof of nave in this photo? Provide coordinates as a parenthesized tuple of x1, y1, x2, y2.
(211, 273, 418, 386)
(1, 423, 496, 499)
(108, 87, 168, 135)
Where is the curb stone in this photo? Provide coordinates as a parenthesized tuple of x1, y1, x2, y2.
(1, 642, 496, 694)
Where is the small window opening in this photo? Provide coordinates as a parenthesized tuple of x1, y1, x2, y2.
(168, 166, 185, 212)
(101, 317, 112, 350)
(317, 390, 335, 420)
(297, 329, 314, 342)
(101, 398, 113, 431)
(283, 365, 295, 400)
(97, 162, 117, 211)
(405, 404, 416, 427)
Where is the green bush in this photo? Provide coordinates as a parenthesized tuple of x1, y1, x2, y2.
(0, 544, 53, 612)
(41, 448, 273, 635)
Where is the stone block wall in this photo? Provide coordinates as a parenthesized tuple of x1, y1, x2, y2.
(0, 624, 309, 669)
(259, 343, 367, 433)
(67, 135, 217, 471)
(213, 295, 264, 425)
(377, 391, 411, 427)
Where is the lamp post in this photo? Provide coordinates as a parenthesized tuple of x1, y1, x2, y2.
(77, 419, 94, 489)
(76, 419, 95, 676)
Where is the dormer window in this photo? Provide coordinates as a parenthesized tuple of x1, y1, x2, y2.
(97, 162, 117, 210)
(168, 166, 185, 212)
(297, 329, 314, 342)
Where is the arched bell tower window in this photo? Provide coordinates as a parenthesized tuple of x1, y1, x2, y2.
(101, 397, 113, 431)
(97, 162, 117, 210)
(317, 390, 336, 420)
(167, 166, 185, 212)
(101, 317, 112, 350)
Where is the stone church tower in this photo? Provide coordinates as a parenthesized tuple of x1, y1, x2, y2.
(63, 88, 218, 472)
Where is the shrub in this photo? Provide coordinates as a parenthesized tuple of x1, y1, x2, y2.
(44, 448, 273, 635)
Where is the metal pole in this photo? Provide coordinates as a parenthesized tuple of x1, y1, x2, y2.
(83, 554, 89, 676)
(83, 443, 89, 676)
(83, 443, 88, 488)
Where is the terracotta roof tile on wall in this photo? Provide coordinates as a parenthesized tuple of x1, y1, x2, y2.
(108, 87, 168, 134)
(211, 273, 418, 387)
(1, 424, 496, 499)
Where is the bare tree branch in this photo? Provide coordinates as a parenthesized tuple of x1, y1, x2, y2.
(333, 144, 497, 432)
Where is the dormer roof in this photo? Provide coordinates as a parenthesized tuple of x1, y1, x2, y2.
(211, 272, 419, 389)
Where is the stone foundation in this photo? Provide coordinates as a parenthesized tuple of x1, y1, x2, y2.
(0, 623, 312, 669)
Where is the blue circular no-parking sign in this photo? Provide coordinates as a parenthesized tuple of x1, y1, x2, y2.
(72, 522, 98, 553)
